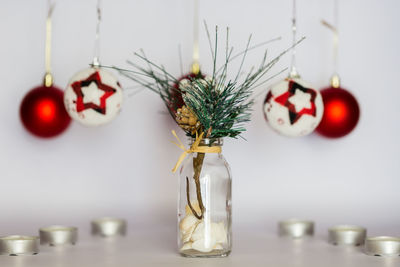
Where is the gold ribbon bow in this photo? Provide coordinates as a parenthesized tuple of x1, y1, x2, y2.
(171, 130, 221, 173)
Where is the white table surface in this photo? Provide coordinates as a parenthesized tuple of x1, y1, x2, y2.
(1, 225, 399, 267)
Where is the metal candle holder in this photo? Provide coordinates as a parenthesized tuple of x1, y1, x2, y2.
(39, 226, 78, 246)
(328, 225, 366, 246)
(278, 219, 314, 238)
(0, 235, 39, 256)
(91, 217, 127, 237)
(365, 236, 400, 257)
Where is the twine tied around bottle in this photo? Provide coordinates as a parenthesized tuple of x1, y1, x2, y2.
(171, 130, 221, 173)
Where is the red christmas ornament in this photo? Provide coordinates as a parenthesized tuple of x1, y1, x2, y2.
(169, 72, 204, 114)
(316, 86, 360, 138)
(20, 3, 71, 138)
(20, 85, 71, 138)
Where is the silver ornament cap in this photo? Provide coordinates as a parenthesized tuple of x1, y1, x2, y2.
(0, 235, 39, 256)
(365, 236, 400, 257)
(39, 226, 78, 246)
(328, 225, 366, 246)
(91, 217, 127, 237)
(278, 219, 314, 238)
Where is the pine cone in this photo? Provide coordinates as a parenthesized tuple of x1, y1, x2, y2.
(176, 105, 201, 135)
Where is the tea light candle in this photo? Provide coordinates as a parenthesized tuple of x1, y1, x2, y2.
(278, 219, 314, 238)
(91, 217, 127, 237)
(0, 235, 39, 256)
(328, 225, 366, 246)
(365, 236, 400, 257)
(39, 226, 78, 246)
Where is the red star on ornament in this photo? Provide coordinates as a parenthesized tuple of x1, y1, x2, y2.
(274, 80, 317, 125)
(71, 71, 116, 115)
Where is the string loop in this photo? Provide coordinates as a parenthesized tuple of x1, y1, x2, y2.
(93, 0, 102, 67)
(44, 1, 55, 87)
(321, 0, 340, 87)
(191, 0, 200, 74)
(289, 0, 299, 78)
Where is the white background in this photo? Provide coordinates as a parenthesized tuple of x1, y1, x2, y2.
(0, 0, 399, 243)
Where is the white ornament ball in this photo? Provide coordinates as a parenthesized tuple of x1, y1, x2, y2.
(64, 67, 123, 126)
(263, 78, 324, 137)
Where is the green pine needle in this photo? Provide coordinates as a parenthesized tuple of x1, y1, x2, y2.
(112, 24, 304, 141)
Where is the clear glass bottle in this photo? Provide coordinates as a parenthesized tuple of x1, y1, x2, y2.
(177, 138, 232, 257)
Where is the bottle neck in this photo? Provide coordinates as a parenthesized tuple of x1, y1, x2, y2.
(188, 137, 223, 147)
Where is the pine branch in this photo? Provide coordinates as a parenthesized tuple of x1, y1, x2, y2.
(109, 26, 305, 141)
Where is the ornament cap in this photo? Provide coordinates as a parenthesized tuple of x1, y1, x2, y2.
(43, 72, 53, 87)
(191, 62, 200, 75)
(330, 74, 340, 88)
(288, 67, 301, 79)
(92, 57, 100, 68)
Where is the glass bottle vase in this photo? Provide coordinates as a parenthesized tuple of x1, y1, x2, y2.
(177, 138, 232, 257)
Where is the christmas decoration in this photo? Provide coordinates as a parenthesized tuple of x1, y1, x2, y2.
(263, 0, 323, 137)
(264, 78, 323, 137)
(175, 105, 201, 135)
(317, 81, 359, 138)
(169, 72, 204, 114)
(114, 23, 297, 257)
(20, 3, 71, 138)
(64, 68, 123, 126)
(168, 0, 204, 115)
(316, 9, 360, 138)
(20, 85, 71, 138)
(64, 0, 123, 127)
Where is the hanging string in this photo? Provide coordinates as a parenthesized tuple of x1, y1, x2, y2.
(289, 0, 299, 78)
(178, 44, 184, 76)
(321, 0, 340, 88)
(333, 0, 338, 76)
(191, 0, 200, 75)
(44, 0, 55, 87)
(92, 0, 102, 67)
